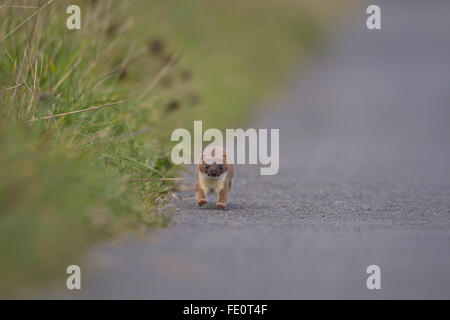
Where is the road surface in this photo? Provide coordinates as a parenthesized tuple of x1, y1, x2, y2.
(45, 0, 450, 299)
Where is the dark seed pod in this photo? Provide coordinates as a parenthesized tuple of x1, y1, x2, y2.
(166, 100, 181, 112)
(106, 23, 119, 37)
(149, 38, 166, 56)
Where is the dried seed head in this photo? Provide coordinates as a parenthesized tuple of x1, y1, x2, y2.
(149, 38, 166, 55)
(106, 23, 120, 37)
(166, 100, 181, 112)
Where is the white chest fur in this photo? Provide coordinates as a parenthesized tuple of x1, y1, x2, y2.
(198, 172, 227, 194)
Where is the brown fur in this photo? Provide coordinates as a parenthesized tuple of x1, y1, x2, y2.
(195, 147, 234, 209)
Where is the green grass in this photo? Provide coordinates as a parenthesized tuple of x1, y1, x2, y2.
(0, 0, 334, 295)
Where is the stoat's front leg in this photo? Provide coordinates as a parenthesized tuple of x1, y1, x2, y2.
(216, 187, 228, 209)
(196, 182, 207, 206)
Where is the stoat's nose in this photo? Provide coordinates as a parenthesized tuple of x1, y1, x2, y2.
(210, 170, 218, 177)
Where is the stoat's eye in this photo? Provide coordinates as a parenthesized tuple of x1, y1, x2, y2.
(219, 165, 224, 170)
(205, 165, 209, 169)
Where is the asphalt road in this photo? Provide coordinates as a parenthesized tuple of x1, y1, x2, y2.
(46, 1, 450, 299)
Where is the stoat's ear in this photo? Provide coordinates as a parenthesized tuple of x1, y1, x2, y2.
(223, 153, 227, 164)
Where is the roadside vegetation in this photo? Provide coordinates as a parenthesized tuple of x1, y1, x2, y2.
(0, 0, 335, 295)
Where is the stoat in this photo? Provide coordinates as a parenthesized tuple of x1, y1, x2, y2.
(195, 146, 234, 209)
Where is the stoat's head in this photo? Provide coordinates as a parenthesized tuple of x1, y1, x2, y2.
(199, 161, 228, 178)
(199, 146, 230, 178)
